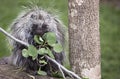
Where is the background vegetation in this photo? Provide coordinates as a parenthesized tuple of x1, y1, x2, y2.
(0, 0, 119, 79)
(100, 1, 120, 79)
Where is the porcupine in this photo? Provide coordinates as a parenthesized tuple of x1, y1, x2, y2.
(8, 7, 65, 75)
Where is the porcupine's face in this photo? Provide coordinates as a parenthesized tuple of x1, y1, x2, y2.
(29, 9, 58, 37)
(10, 9, 63, 46)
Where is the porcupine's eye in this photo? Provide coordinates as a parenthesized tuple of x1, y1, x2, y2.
(31, 14, 35, 18)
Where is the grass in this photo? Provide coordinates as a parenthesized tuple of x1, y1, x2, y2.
(100, 4, 120, 79)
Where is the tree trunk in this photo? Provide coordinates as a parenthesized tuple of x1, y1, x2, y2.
(68, 0, 101, 79)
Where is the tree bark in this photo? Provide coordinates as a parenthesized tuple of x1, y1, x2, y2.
(68, 0, 101, 79)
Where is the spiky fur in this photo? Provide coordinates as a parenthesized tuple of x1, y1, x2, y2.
(8, 7, 65, 75)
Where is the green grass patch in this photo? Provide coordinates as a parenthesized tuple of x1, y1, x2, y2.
(100, 4, 120, 79)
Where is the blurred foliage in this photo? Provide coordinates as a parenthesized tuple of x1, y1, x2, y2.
(100, 4, 120, 79)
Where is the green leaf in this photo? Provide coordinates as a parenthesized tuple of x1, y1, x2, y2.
(22, 49, 29, 58)
(32, 55, 38, 60)
(53, 44, 63, 53)
(34, 35, 43, 44)
(39, 60, 47, 65)
(39, 37, 44, 42)
(38, 48, 47, 55)
(43, 32, 56, 45)
(28, 45, 37, 59)
(38, 48, 54, 59)
(37, 69, 47, 76)
(83, 78, 89, 79)
(46, 48, 55, 59)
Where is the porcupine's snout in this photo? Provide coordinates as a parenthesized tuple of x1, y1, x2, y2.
(31, 23, 48, 36)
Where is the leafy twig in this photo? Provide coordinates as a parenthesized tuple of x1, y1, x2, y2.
(0, 27, 81, 79)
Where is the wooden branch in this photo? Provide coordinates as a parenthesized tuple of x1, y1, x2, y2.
(0, 27, 81, 79)
(0, 27, 29, 47)
(46, 56, 81, 79)
(58, 65, 66, 79)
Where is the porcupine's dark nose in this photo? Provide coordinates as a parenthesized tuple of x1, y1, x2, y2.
(32, 23, 48, 36)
